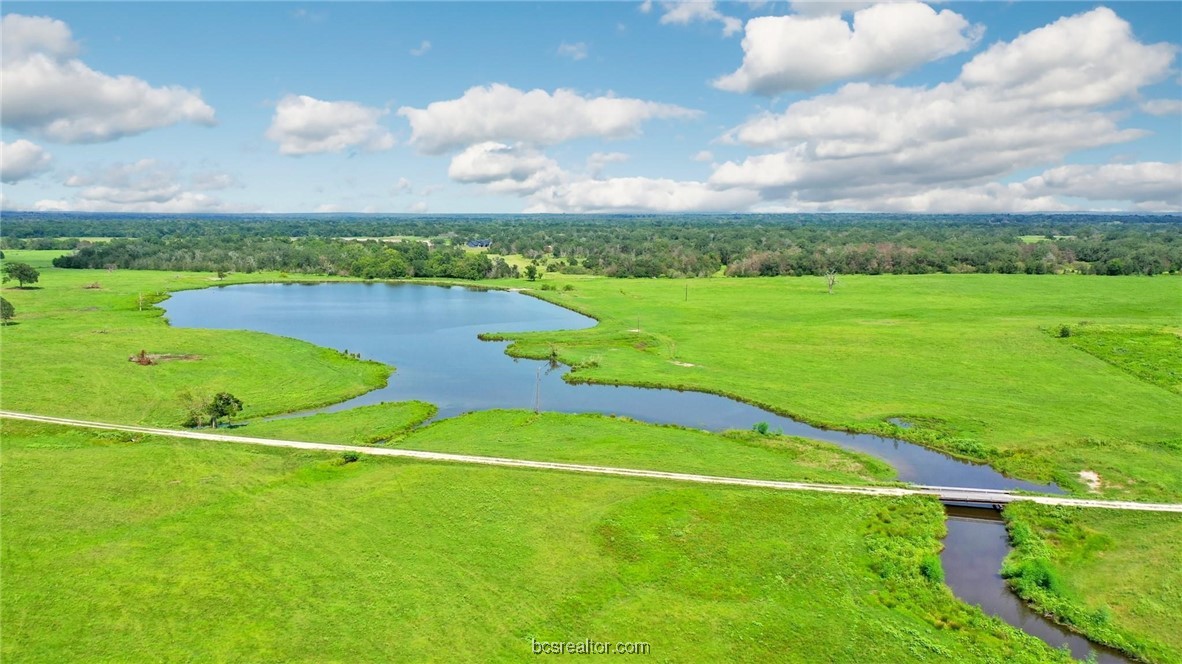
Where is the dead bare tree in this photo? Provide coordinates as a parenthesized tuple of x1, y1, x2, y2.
(825, 270, 839, 294)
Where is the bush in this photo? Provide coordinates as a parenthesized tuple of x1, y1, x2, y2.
(1005, 558, 1065, 595)
(1057, 324, 1072, 338)
(752, 422, 770, 435)
(562, 284, 575, 291)
(919, 555, 944, 583)
(338, 451, 361, 464)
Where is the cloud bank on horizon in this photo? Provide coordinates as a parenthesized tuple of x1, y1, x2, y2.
(1, 2, 1179, 214)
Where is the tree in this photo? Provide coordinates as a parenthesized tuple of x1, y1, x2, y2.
(178, 390, 210, 427)
(1, 297, 13, 324)
(206, 392, 244, 428)
(524, 264, 539, 281)
(2, 262, 39, 288)
(825, 269, 839, 294)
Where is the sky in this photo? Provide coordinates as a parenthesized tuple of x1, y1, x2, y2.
(1, 1, 1180, 214)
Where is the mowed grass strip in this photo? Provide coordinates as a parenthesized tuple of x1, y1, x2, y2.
(0, 251, 389, 425)
(1, 420, 1071, 663)
(1003, 503, 1182, 664)
(491, 274, 1182, 500)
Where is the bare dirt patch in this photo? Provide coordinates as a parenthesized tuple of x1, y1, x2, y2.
(671, 361, 696, 367)
(129, 351, 203, 365)
(1079, 470, 1102, 492)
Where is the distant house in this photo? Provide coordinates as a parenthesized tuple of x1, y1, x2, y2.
(466, 239, 493, 248)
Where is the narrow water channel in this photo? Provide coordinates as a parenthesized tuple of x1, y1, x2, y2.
(941, 506, 1131, 664)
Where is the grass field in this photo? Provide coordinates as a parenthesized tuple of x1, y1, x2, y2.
(494, 274, 1182, 501)
(388, 409, 896, 484)
(1003, 504, 1182, 664)
(0, 419, 1073, 663)
(233, 406, 897, 485)
(239, 401, 437, 445)
(0, 251, 389, 425)
(3, 253, 1179, 661)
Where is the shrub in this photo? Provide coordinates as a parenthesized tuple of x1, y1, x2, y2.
(752, 421, 770, 435)
(919, 555, 944, 583)
(1057, 324, 1072, 338)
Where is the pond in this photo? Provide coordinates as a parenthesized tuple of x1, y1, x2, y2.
(161, 282, 1057, 492)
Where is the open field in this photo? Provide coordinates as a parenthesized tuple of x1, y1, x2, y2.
(1003, 503, 1182, 664)
(493, 274, 1182, 501)
(0, 251, 388, 425)
(4, 255, 1179, 661)
(1, 419, 1072, 663)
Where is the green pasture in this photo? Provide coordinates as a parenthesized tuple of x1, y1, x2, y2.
(493, 274, 1182, 500)
(0, 419, 1071, 663)
(0, 251, 388, 424)
(1003, 503, 1182, 664)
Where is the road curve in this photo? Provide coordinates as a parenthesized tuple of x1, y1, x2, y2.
(4, 410, 1181, 513)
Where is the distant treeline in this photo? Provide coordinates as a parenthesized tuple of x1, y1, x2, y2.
(4, 213, 1179, 278)
(52, 237, 520, 281)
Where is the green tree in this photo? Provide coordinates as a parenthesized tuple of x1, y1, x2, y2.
(525, 264, 539, 281)
(0, 297, 13, 324)
(206, 392, 244, 428)
(3, 262, 40, 288)
(178, 390, 210, 427)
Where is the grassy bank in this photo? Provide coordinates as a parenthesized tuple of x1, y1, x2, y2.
(0, 251, 389, 425)
(238, 401, 437, 445)
(491, 274, 1182, 500)
(1, 419, 1072, 663)
(387, 409, 896, 485)
(1002, 503, 1182, 664)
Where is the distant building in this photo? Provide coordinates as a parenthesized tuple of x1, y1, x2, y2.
(466, 239, 493, 248)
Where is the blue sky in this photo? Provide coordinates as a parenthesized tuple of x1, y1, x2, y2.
(1, 1, 1180, 213)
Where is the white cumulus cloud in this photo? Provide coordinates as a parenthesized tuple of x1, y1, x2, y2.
(659, 2, 742, 37)
(960, 7, 1176, 110)
(710, 8, 1175, 210)
(1, 14, 216, 143)
(41, 159, 249, 212)
(715, 3, 982, 94)
(265, 94, 395, 156)
(787, 1, 881, 16)
(448, 142, 566, 194)
(398, 83, 698, 154)
(1140, 99, 1182, 116)
(1020, 162, 1182, 210)
(1, 139, 53, 183)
